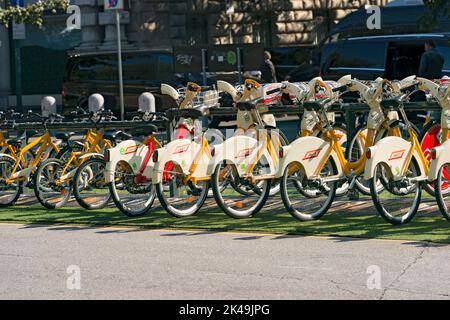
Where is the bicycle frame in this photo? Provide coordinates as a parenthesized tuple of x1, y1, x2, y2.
(277, 77, 404, 181)
(57, 129, 112, 184)
(152, 133, 214, 185)
(364, 76, 450, 182)
(105, 133, 162, 184)
(5, 131, 59, 183)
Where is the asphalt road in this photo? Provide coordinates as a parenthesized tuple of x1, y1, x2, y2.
(0, 223, 449, 300)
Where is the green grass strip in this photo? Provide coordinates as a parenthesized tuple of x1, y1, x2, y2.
(1, 204, 450, 243)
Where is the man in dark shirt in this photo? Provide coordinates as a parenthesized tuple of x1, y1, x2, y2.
(260, 51, 277, 83)
(418, 40, 445, 79)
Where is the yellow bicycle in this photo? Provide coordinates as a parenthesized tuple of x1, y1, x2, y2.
(33, 109, 118, 209)
(0, 111, 62, 206)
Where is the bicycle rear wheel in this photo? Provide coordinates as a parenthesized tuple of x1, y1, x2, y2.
(419, 121, 447, 196)
(370, 160, 421, 225)
(155, 162, 209, 217)
(280, 158, 337, 221)
(434, 163, 450, 222)
(211, 156, 271, 219)
(109, 161, 155, 217)
(0, 156, 22, 207)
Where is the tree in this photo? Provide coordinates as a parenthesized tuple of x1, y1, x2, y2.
(0, 0, 69, 26)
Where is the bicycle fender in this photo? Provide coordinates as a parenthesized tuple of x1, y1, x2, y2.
(78, 152, 103, 160)
(429, 139, 450, 181)
(104, 140, 150, 183)
(0, 153, 16, 162)
(151, 139, 201, 183)
(277, 136, 341, 179)
(211, 135, 276, 177)
(364, 136, 426, 181)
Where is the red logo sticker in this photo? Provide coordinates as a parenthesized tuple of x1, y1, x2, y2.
(235, 147, 255, 159)
(388, 149, 406, 161)
(303, 148, 322, 160)
(172, 144, 190, 155)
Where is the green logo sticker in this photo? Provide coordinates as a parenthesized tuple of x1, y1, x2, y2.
(119, 147, 125, 155)
(227, 51, 237, 65)
(132, 162, 137, 169)
(240, 163, 246, 171)
(181, 159, 186, 167)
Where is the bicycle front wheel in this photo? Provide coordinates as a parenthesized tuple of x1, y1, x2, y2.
(73, 157, 111, 210)
(33, 158, 72, 209)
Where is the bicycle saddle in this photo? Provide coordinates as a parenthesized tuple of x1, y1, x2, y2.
(7, 139, 22, 146)
(236, 100, 259, 111)
(380, 98, 403, 109)
(25, 130, 39, 138)
(130, 124, 158, 136)
(104, 131, 132, 142)
(55, 132, 76, 141)
(303, 100, 330, 111)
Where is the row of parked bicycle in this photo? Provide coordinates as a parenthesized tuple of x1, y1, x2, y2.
(0, 75, 449, 226)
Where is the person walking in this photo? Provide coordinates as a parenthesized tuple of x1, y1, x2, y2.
(260, 51, 278, 83)
(418, 40, 445, 79)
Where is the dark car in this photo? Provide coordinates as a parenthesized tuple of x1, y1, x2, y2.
(320, 33, 450, 81)
(267, 45, 317, 81)
(288, 5, 450, 82)
(62, 50, 181, 116)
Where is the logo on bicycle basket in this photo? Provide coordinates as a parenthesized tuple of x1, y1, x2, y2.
(303, 148, 322, 160)
(388, 149, 406, 161)
(235, 147, 255, 159)
(173, 144, 190, 155)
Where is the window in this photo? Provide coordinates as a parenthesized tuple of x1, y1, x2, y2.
(333, 42, 386, 70)
(123, 55, 156, 81)
(436, 44, 450, 72)
(72, 56, 117, 81)
(155, 53, 174, 80)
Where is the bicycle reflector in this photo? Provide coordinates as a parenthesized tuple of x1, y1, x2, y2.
(431, 148, 437, 160)
(210, 146, 215, 157)
(152, 150, 158, 162)
(104, 150, 110, 162)
(365, 147, 372, 159)
(279, 147, 284, 158)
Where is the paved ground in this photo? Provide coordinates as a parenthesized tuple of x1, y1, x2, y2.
(0, 222, 449, 300)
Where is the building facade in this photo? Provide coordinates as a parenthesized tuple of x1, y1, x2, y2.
(0, 0, 388, 109)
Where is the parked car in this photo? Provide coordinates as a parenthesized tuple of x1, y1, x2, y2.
(287, 4, 450, 82)
(267, 45, 317, 81)
(62, 50, 181, 117)
(320, 33, 450, 81)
